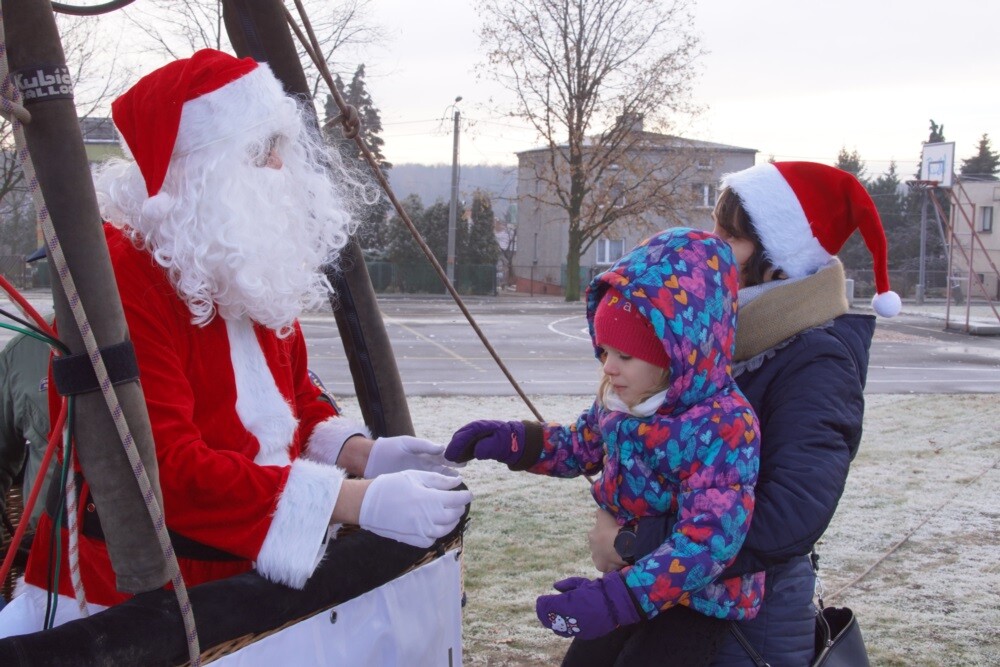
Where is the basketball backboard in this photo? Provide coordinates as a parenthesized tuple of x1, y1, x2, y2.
(920, 142, 955, 187)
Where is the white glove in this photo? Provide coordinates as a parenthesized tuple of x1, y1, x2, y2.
(359, 470, 472, 548)
(364, 435, 461, 478)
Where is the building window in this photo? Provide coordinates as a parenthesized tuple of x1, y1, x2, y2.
(980, 206, 994, 233)
(596, 238, 625, 265)
(692, 183, 717, 208)
(696, 157, 713, 171)
(599, 166, 625, 209)
(608, 181, 626, 208)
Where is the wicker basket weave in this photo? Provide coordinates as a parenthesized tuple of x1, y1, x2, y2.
(1, 484, 26, 603)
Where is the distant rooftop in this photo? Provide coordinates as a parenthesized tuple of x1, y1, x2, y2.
(516, 130, 756, 157)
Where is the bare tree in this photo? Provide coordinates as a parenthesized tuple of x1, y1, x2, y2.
(120, 0, 383, 99)
(0, 12, 130, 258)
(478, 0, 702, 300)
(496, 205, 518, 288)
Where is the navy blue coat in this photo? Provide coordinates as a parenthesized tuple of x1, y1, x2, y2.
(723, 314, 874, 578)
(713, 313, 874, 667)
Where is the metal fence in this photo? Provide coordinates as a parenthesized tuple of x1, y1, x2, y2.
(504, 263, 612, 297)
(365, 262, 498, 295)
(503, 265, 992, 302)
(0, 256, 29, 289)
(848, 268, 998, 301)
(505, 264, 573, 296)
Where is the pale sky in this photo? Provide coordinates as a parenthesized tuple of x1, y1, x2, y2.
(359, 0, 998, 177)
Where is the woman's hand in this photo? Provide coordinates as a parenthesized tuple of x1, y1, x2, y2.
(589, 508, 627, 573)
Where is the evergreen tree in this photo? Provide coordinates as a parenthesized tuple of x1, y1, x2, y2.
(387, 198, 450, 263)
(324, 64, 393, 258)
(385, 194, 426, 264)
(959, 134, 999, 180)
(452, 198, 470, 270)
(928, 119, 946, 144)
(868, 163, 915, 271)
(462, 190, 501, 266)
(914, 119, 947, 181)
(835, 148, 873, 272)
(835, 147, 868, 182)
(420, 201, 452, 266)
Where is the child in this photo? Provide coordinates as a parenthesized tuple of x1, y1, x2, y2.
(446, 228, 764, 666)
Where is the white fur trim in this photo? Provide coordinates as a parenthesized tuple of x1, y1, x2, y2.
(872, 290, 902, 317)
(303, 416, 371, 466)
(722, 164, 832, 278)
(227, 317, 298, 466)
(256, 458, 346, 589)
(175, 65, 294, 158)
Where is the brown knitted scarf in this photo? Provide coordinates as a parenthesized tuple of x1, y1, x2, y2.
(734, 260, 849, 362)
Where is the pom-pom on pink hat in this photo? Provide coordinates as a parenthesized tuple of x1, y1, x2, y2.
(111, 48, 286, 199)
(722, 161, 901, 317)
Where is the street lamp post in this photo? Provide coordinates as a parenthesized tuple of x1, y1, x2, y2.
(446, 96, 462, 287)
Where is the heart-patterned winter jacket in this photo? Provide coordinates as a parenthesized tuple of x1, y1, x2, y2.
(523, 228, 764, 621)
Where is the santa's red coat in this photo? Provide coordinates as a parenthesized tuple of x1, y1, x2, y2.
(24, 224, 364, 606)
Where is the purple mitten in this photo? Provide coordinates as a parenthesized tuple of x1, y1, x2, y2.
(535, 572, 641, 640)
(445, 420, 526, 465)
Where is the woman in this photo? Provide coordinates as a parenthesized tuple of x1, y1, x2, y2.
(590, 161, 899, 665)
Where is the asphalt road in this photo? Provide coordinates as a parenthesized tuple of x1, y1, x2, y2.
(5, 290, 998, 396)
(300, 296, 1000, 397)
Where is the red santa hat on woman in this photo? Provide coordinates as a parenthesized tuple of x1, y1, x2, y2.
(721, 161, 902, 317)
(111, 48, 291, 203)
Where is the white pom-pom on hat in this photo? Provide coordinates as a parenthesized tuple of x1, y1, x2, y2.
(140, 192, 174, 221)
(872, 290, 902, 318)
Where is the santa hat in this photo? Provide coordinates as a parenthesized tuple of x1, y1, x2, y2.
(722, 162, 901, 317)
(593, 287, 670, 369)
(111, 48, 288, 199)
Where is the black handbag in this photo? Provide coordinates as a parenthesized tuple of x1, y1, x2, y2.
(730, 551, 870, 667)
(811, 605, 869, 667)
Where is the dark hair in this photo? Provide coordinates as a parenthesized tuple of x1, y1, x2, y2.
(714, 187, 787, 287)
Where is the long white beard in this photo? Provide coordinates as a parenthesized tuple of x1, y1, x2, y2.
(97, 127, 359, 336)
(172, 162, 336, 334)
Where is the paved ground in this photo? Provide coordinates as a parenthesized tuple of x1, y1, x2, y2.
(316, 293, 1000, 395)
(4, 289, 999, 396)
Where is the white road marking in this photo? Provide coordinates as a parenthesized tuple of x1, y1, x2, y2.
(381, 316, 486, 371)
(547, 316, 590, 341)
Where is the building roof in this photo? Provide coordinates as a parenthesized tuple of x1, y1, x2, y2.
(515, 130, 756, 158)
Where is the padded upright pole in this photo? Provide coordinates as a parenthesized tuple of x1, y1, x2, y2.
(3, 0, 169, 592)
(223, 0, 414, 437)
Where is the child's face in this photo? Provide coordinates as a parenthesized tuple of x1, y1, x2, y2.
(601, 344, 668, 407)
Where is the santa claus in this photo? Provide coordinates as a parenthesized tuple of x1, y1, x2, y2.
(0, 48, 470, 635)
